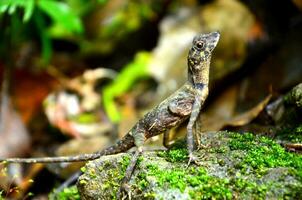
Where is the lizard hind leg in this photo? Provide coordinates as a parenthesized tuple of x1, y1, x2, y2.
(163, 130, 171, 149)
(118, 130, 145, 199)
(118, 147, 143, 199)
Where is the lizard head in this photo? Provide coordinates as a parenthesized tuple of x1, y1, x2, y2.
(188, 31, 220, 86)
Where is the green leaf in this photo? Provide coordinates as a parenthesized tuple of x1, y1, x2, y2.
(103, 52, 151, 122)
(0, 5, 9, 14)
(8, 3, 17, 14)
(0, 0, 35, 22)
(34, 11, 52, 64)
(37, 0, 83, 34)
(23, 0, 35, 22)
(97, 0, 109, 5)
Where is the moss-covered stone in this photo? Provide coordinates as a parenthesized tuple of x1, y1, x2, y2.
(277, 123, 302, 144)
(77, 131, 302, 199)
(284, 83, 302, 108)
(264, 83, 302, 143)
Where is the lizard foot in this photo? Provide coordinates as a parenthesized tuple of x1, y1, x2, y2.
(118, 183, 132, 200)
(187, 152, 203, 167)
(196, 143, 210, 151)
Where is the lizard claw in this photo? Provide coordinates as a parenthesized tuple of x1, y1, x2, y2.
(187, 152, 202, 167)
(196, 143, 209, 151)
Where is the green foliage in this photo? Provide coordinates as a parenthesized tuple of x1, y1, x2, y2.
(103, 52, 151, 122)
(38, 0, 83, 33)
(0, 0, 83, 32)
(49, 186, 80, 200)
(0, 0, 35, 22)
(71, 112, 98, 124)
(0, 190, 3, 200)
(0, 0, 84, 64)
(100, 1, 155, 39)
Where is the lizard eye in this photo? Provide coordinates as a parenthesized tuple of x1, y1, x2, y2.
(196, 41, 204, 49)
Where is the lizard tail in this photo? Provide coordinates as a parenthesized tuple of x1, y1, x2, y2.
(0, 133, 135, 163)
(0, 153, 103, 163)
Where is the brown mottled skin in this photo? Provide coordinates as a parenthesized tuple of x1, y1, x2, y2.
(0, 31, 220, 164)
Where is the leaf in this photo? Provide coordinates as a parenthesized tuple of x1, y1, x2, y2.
(7, 3, 17, 14)
(34, 11, 52, 64)
(103, 52, 151, 122)
(97, 0, 108, 5)
(23, 0, 35, 22)
(0, 0, 35, 22)
(0, 5, 8, 14)
(37, 0, 83, 34)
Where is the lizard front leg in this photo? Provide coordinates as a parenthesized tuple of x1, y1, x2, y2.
(187, 87, 208, 165)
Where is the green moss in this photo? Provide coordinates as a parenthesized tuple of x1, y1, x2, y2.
(80, 166, 86, 173)
(209, 146, 228, 153)
(284, 83, 302, 108)
(79, 179, 87, 185)
(87, 168, 97, 179)
(140, 164, 234, 199)
(296, 124, 302, 133)
(136, 169, 149, 191)
(228, 132, 302, 179)
(132, 132, 302, 199)
(231, 178, 267, 199)
(188, 179, 232, 200)
(157, 148, 188, 163)
(49, 186, 80, 200)
(101, 167, 121, 197)
(99, 154, 131, 198)
(137, 155, 144, 164)
(139, 161, 290, 200)
(277, 123, 302, 143)
(145, 164, 186, 191)
(120, 154, 131, 173)
(144, 192, 156, 198)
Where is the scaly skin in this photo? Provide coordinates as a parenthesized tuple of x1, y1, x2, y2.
(0, 31, 220, 164)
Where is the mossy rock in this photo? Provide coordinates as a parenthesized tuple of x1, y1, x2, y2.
(77, 131, 302, 199)
(284, 83, 302, 109)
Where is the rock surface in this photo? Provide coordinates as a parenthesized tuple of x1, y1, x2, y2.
(77, 131, 302, 199)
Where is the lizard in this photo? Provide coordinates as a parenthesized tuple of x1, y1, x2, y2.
(0, 31, 220, 191)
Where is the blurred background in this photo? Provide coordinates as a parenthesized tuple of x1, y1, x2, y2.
(0, 0, 302, 198)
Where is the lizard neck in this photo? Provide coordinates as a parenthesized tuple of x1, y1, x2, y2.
(188, 57, 211, 88)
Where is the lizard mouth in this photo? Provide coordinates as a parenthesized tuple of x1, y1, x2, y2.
(206, 31, 220, 51)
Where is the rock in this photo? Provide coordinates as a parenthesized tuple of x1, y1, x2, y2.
(77, 131, 302, 199)
(265, 82, 302, 128)
(284, 83, 302, 109)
